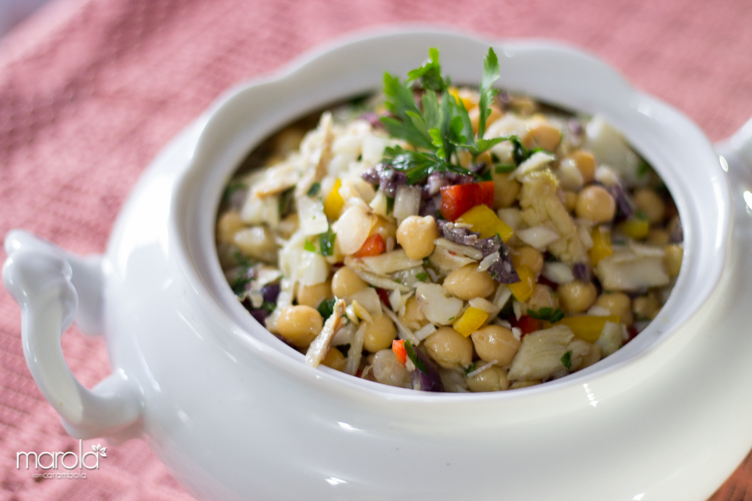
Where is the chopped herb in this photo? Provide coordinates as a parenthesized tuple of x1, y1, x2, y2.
(232, 249, 253, 268)
(561, 350, 572, 370)
(477, 169, 492, 181)
(415, 272, 428, 282)
(463, 363, 477, 376)
(319, 225, 336, 257)
(279, 187, 295, 217)
(231, 276, 252, 297)
(304, 240, 317, 253)
(386, 196, 395, 214)
(317, 298, 336, 319)
(527, 307, 565, 323)
(404, 340, 428, 375)
(307, 182, 321, 197)
(495, 164, 516, 174)
(637, 160, 651, 178)
(635, 210, 649, 221)
(448, 316, 455, 321)
(261, 301, 276, 313)
(222, 181, 247, 204)
(549, 308, 565, 323)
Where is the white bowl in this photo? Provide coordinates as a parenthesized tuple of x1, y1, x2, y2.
(5, 27, 752, 501)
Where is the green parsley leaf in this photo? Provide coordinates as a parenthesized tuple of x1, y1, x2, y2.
(222, 181, 247, 205)
(561, 350, 572, 370)
(635, 210, 649, 221)
(317, 298, 336, 319)
(319, 225, 336, 257)
(415, 272, 428, 282)
(495, 163, 517, 174)
(386, 196, 395, 214)
(549, 308, 565, 323)
(478, 47, 501, 140)
(527, 307, 565, 323)
(307, 182, 321, 197)
(261, 301, 276, 313)
(404, 340, 429, 375)
(637, 160, 651, 178)
(464, 363, 477, 376)
(303, 240, 317, 253)
(407, 47, 447, 91)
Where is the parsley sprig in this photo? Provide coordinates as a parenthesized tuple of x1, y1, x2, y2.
(527, 307, 565, 323)
(379, 47, 509, 184)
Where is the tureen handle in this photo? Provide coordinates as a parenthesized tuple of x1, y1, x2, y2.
(2, 230, 142, 440)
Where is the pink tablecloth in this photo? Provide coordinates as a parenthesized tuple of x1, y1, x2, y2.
(0, 0, 750, 499)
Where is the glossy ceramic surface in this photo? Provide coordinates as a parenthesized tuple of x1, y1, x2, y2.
(4, 28, 752, 501)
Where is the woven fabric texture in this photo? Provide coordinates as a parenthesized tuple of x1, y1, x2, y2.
(0, 0, 750, 499)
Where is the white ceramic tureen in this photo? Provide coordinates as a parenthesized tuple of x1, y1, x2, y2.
(4, 28, 752, 501)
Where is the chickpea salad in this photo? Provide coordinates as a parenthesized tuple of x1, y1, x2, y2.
(216, 48, 683, 393)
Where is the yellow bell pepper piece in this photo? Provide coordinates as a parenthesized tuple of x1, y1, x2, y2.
(508, 265, 535, 302)
(448, 87, 475, 111)
(324, 179, 344, 220)
(619, 218, 650, 240)
(453, 306, 489, 338)
(456, 204, 514, 242)
(550, 315, 621, 343)
(589, 227, 613, 265)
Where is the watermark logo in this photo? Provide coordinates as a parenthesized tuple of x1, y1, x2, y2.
(16, 440, 108, 480)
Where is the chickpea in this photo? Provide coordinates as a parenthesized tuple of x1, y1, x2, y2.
(363, 315, 398, 353)
(469, 105, 503, 134)
(558, 280, 597, 313)
(217, 211, 245, 245)
(575, 185, 616, 223)
(492, 172, 521, 209)
(633, 188, 666, 224)
(234, 226, 278, 263)
(633, 293, 660, 320)
(296, 281, 332, 309)
(509, 246, 544, 276)
(331, 267, 367, 298)
(457, 150, 473, 169)
(399, 296, 428, 330)
(648, 229, 670, 246)
(396, 215, 440, 260)
(664, 244, 683, 278)
(467, 366, 510, 392)
(471, 325, 521, 365)
(527, 284, 560, 312)
(424, 327, 474, 370)
(523, 122, 562, 152)
(321, 348, 346, 371)
(594, 292, 633, 325)
(372, 349, 410, 388)
(276, 305, 323, 349)
(567, 151, 596, 184)
(443, 264, 496, 300)
(563, 191, 578, 212)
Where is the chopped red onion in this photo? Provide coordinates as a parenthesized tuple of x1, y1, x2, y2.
(410, 348, 444, 392)
(361, 163, 408, 198)
(261, 284, 280, 304)
(572, 262, 590, 283)
(609, 183, 635, 219)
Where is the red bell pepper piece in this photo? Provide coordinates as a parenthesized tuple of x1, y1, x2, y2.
(512, 315, 541, 337)
(354, 234, 386, 258)
(392, 339, 407, 365)
(439, 181, 495, 221)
